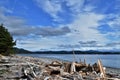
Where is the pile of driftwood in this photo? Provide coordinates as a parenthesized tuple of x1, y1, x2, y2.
(22, 59, 110, 80)
(0, 55, 119, 80)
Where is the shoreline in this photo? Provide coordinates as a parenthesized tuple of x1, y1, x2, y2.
(0, 55, 120, 79)
(16, 55, 120, 68)
(18, 53, 120, 69)
(18, 53, 120, 55)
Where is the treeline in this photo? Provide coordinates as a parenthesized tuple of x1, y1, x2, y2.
(13, 47, 32, 53)
(34, 51, 120, 54)
(15, 48, 120, 54)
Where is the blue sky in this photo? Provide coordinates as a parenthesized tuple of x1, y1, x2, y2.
(0, 0, 120, 51)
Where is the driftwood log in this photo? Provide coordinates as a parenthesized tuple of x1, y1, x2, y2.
(98, 59, 106, 79)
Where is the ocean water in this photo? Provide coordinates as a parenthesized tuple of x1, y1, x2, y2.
(18, 54, 120, 68)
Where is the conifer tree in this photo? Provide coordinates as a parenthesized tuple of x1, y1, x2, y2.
(0, 24, 16, 55)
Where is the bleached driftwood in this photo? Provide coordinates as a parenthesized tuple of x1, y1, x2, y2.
(70, 62, 76, 74)
(98, 59, 106, 79)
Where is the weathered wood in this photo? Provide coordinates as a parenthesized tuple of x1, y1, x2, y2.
(63, 62, 71, 73)
(70, 62, 76, 74)
(107, 78, 120, 80)
(48, 66, 60, 70)
(98, 59, 106, 79)
(84, 59, 86, 65)
(2, 55, 117, 80)
(51, 61, 62, 65)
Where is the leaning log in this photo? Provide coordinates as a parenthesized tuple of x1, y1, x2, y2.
(98, 59, 106, 79)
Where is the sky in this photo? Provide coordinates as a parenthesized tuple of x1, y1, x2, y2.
(0, 0, 120, 51)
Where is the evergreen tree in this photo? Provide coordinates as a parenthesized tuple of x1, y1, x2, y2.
(0, 24, 16, 55)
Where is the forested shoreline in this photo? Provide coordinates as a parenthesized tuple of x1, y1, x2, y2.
(14, 47, 120, 54)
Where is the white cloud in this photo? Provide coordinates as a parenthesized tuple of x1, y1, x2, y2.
(10, 4, 109, 51)
(108, 16, 120, 31)
(65, 0, 84, 13)
(66, 13, 107, 43)
(106, 15, 120, 39)
(35, 0, 63, 21)
(17, 36, 69, 51)
(0, 6, 70, 37)
(34, 0, 87, 22)
(0, 7, 26, 31)
(16, 12, 108, 51)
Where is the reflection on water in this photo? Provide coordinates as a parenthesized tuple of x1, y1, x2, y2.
(18, 54, 120, 68)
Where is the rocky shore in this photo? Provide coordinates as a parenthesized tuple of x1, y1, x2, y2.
(0, 55, 120, 80)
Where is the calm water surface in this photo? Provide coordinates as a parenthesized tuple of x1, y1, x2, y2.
(18, 54, 120, 68)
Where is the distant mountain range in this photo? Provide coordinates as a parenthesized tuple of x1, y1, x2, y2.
(14, 47, 120, 54)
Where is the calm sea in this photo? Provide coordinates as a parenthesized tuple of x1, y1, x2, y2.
(18, 54, 120, 68)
